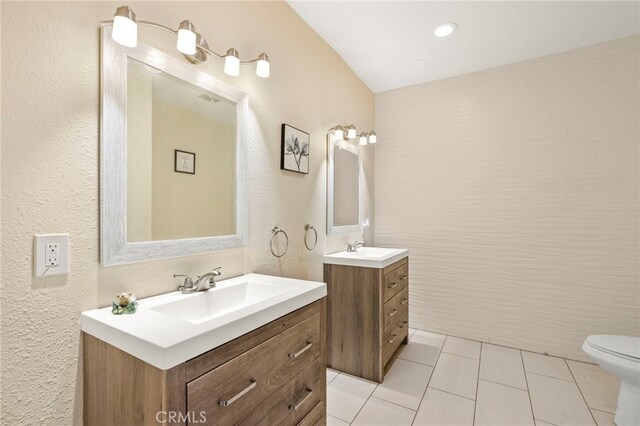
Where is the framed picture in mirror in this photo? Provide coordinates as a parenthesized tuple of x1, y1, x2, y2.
(281, 123, 310, 174)
(174, 149, 196, 174)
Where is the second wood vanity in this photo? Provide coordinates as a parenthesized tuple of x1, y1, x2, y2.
(323, 251, 409, 382)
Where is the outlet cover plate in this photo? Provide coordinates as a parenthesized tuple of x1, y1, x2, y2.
(34, 234, 69, 277)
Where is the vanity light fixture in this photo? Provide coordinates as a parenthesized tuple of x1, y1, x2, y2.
(105, 6, 270, 78)
(330, 125, 378, 146)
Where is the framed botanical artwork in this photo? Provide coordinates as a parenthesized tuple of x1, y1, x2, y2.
(174, 149, 196, 174)
(281, 123, 310, 174)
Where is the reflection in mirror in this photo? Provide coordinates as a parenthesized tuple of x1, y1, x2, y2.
(126, 58, 236, 242)
(333, 147, 359, 226)
(327, 137, 361, 235)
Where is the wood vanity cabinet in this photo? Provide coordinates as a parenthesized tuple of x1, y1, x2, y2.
(83, 299, 326, 426)
(324, 257, 409, 383)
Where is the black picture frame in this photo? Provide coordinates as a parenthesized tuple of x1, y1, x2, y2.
(280, 123, 310, 174)
(174, 149, 196, 175)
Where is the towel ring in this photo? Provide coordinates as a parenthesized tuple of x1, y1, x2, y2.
(304, 224, 318, 251)
(270, 226, 289, 258)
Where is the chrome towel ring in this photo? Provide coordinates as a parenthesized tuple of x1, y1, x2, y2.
(270, 226, 289, 258)
(304, 224, 317, 251)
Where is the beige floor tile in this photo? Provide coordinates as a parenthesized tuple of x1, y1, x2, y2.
(527, 372, 596, 425)
(442, 336, 481, 360)
(428, 353, 479, 400)
(475, 379, 534, 426)
(327, 368, 339, 385)
(480, 343, 528, 390)
(413, 388, 475, 426)
(372, 358, 433, 410)
(591, 409, 615, 426)
(399, 330, 446, 367)
(566, 360, 619, 413)
(327, 415, 350, 426)
(352, 397, 416, 426)
(535, 420, 556, 426)
(327, 372, 378, 423)
(409, 327, 417, 338)
(522, 351, 574, 382)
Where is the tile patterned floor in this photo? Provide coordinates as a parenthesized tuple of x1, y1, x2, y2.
(326, 328, 620, 426)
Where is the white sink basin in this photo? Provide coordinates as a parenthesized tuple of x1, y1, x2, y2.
(324, 247, 409, 268)
(149, 281, 290, 325)
(81, 273, 326, 370)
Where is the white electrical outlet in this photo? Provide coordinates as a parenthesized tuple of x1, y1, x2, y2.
(34, 234, 69, 277)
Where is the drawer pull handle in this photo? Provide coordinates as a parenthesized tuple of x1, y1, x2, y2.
(388, 334, 398, 343)
(219, 378, 256, 407)
(400, 275, 408, 280)
(289, 341, 312, 359)
(389, 309, 398, 317)
(387, 282, 398, 289)
(400, 299, 408, 305)
(289, 388, 313, 410)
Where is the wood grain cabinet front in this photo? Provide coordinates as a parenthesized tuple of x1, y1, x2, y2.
(324, 256, 409, 383)
(83, 298, 326, 426)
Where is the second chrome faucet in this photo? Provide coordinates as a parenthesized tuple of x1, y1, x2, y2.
(173, 267, 222, 294)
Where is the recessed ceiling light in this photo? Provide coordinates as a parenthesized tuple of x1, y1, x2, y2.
(434, 23, 458, 38)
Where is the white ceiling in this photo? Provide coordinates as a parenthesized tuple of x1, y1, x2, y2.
(288, 1, 640, 93)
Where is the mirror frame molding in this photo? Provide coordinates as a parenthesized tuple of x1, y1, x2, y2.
(326, 135, 363, 235)
(100, 26, 248, 266)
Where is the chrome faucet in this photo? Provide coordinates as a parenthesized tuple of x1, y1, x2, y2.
(173, 267, 222, 294)
(347, 241, 365, 252)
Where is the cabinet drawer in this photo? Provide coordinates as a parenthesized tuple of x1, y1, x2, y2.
(298, 401, 325, 426)
(383, 263, 408, 303)
(383, 286, 409, 334)
(383, 310, 408, 366)
(238, 358, 325, 426)
(188, 313, 321, 426)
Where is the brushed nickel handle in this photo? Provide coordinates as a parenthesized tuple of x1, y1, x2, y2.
(289, 388, 313, 410)
(219, 378, 256, 407)
(387, 282, 398, 289)
(400, 299, 408, 305)
(389, 309, 398, 317)
(388, 334, 398, 343)
(289, 341, 312, 359)
(400, 275, 408, 280)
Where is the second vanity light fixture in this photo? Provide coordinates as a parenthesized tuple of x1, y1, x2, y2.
(329, 125, 377, 146)
(109, 6, 270, 78)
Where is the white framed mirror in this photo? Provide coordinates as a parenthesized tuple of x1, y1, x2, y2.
(327, 135, 363, 235)
(100, 26, 247, 266)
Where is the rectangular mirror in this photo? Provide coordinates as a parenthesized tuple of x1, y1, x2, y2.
(101, 27, 247, 266)
(327, 137, 362, 234)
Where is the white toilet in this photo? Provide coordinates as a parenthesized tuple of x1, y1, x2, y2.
(582, 335, 640, 426)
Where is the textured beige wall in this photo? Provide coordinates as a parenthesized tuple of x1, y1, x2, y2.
(0, 1, 373, 424)
(375, 35, 640, 361)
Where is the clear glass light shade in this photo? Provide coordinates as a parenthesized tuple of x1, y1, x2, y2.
(112, 15, 137, 47)
(224, 55, 240, 76)
(347, 127, 357, 139)
(368, 132, 377, 144)
(177, 26, 197, 55)
(256, 53, 270, 78)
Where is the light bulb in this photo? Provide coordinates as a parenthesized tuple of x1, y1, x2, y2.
(435, 23, 458, 38)
(347, 125, 357, 140)
(112, 6, 137, 48)
(334, 126, 344, 141)
(177, 20, 197, 55)
(368, 131, 377, 144)
(256, 53, 270, 78)
(359, 132, 368, 146)
(224, 48, 240, 76)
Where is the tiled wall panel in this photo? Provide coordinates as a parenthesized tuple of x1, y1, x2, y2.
(375, 36, 639, 361)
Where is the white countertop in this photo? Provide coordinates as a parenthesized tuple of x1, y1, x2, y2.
(323, 247, 409, 269)
(81, 273, 326, 370)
